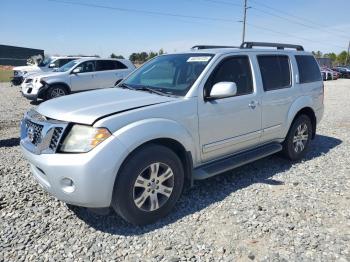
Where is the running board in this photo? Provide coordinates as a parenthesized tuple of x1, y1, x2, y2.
(193, 143, 282, 180)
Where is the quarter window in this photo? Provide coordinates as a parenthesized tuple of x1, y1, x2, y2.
(205, 56, 253, 97)
(257, 55, 291, 91)
(295, 55, 322, 83)
(113, 61, 127, 69)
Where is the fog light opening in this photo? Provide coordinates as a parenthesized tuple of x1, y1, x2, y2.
(61, 178, 75, 193)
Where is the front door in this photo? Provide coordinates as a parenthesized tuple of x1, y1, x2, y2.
(198, 55, 262, 162)
(70, 61, 97, 91)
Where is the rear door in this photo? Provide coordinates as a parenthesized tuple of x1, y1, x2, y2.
(258, 54, 297, 143)
(95, 60, 128, 88)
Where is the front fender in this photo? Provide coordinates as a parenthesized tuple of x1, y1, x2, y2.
(113, 118, 198, 165)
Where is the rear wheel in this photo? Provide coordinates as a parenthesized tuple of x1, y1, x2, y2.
(282, 115, 312, 161)
(112, 144, 184, 225)
(46, 85, 68, 100)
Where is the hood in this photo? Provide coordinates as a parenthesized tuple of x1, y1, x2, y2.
(13, 65, 41, 72)
(37, 88, 177, 125)
(26, 71, 65, 79)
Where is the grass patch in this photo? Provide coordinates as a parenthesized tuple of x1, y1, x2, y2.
(0, 70, 12, 82)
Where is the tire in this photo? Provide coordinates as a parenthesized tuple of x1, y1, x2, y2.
(112, 144, 184, 225)
(282, 114, 312, 161)
(46, 85, 68, 100)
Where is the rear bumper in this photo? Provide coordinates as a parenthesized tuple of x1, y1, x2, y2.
(20, 135, 129, 208)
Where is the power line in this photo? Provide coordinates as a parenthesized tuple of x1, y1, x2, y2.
(198, 0, 349, 40)
(48, 0, 347, 50)
(247, 22, 346, 49)
(250, 6, 349, 40)
(48, 0, 236, 23)
(249, 0, 350, 36)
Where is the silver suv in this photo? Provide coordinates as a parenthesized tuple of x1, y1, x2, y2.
(21, 58, 135, 101)
(20, 42, 324, 225)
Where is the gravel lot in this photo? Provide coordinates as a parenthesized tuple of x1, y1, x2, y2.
(1, 80, 349, 261)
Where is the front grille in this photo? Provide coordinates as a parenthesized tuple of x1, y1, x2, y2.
(25, 120, 44, 145)
(21, 109, 68, 155)
(49, 127, 63, 151)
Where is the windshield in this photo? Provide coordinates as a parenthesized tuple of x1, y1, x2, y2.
(57, 60, 79, 72)
(38, 57, 53, 67)
(122, 53, 214, 96)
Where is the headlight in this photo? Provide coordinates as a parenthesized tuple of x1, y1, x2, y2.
(60, 125, 112, 153)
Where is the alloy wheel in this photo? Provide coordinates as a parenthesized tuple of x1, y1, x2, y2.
(133, 162, 174, 212)
(293, 123, 309, 153)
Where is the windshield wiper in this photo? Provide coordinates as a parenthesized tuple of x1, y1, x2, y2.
(118, 83, 135, 90)
(135, 86, 172, 97)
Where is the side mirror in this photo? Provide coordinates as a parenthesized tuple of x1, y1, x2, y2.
(72, 68, 81, 74)
(208, 82, 237, 100)
(48, 63, 56, 68)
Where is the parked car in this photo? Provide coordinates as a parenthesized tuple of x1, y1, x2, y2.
(321, 68, 332, 80)
(332, 67, 350, 78)
(20, 42, 324, 225)
(321, 67, 338, 80)
(21, 58, 135, 101)
(12, 56, 83, 86)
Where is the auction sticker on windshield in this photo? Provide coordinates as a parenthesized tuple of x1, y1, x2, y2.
(187, 56, 212, 62)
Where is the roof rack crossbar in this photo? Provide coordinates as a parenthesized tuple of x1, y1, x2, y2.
(191, 45, 239, 50)
(240, 42, 304, 51)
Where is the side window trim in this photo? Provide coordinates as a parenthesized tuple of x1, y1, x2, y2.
(204, 54, 254, 99)
(257, 54, 292, 92)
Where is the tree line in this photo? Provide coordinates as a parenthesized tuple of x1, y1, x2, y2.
(312, 50, 349, 65)
(110, 49, 165, 64)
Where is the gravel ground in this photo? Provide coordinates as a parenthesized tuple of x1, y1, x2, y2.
(0, 80, 349, 261)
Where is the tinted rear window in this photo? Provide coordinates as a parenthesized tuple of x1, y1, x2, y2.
(295, 55, 322, 83)
(257, 55, 291, 91)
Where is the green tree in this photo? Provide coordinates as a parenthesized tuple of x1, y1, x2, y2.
(159, 48, 165, 55)
(323, 52, 337, 62)
(148, 51, 158, 60)
(336, 51, 348, 65)
(312, 51, 323, 58)
(110, 53, 124, 59)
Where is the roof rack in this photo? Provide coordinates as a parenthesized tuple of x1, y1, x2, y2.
(240, 42, 304, 51)
(191, 45, 239, 50)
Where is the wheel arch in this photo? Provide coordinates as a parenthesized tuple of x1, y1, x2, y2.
(288, 106, 317, 139)
(47, 82, 71, 93)
(111, 118, 197, 189)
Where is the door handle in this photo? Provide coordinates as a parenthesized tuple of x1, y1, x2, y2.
(248, 100, 258, 109)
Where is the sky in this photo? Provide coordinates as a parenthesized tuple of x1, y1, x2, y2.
(1, 0, 349, 58)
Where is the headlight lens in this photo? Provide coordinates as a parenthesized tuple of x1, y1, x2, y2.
(60, 125, 111, 153)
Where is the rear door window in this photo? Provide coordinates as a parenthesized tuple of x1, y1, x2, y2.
(96, 60, 115, 71)
(295, 55, 322, 83)
(257, 55, 291, 91)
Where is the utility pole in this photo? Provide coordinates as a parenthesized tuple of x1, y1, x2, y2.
(345, 41, 350, 65)
(242, 0, 248, 43)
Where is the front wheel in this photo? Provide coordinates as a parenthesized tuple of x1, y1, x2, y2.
(46, 85, 68, 100)
(112, 144, 184, 225)
(282, 115, 312, 161)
